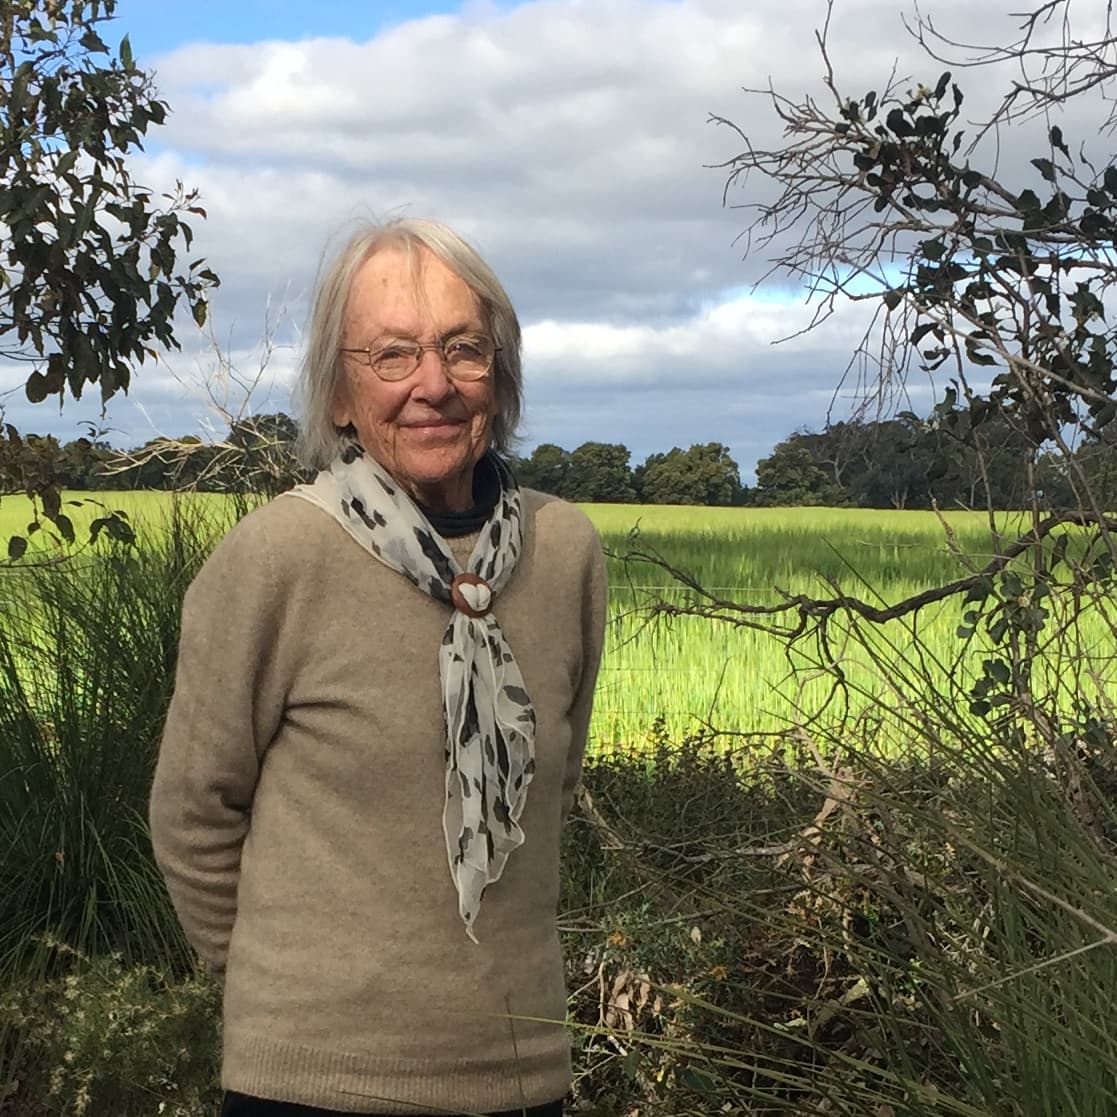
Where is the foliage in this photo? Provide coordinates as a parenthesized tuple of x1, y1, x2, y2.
(0, 0, 218, 556)
(561, 441, 639, 503)
(753, 440, 845, 507)
(754, 414, 1072, 509)
(0, 499, 236, 980)
(513, 440, 745, 505)
(514, 442, 572, 496)
(563, 707, 1117, 1116)
(635, 442, 744, 506)
(1, 947, 221, 1117)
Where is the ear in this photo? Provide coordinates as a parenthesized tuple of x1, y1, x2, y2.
(329, 375, 352, 429)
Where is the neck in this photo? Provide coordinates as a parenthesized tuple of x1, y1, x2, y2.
(407, 471, 474, 513)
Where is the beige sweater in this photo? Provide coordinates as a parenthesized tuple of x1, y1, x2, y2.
(149, 489, 607, 1115)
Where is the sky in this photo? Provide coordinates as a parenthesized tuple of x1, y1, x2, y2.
(0, 0, 1094, 480)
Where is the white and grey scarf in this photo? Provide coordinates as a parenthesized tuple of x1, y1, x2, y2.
(285, 444, 535, 942)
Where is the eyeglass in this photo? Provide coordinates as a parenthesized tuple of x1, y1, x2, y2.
(338, 335, 499, 382)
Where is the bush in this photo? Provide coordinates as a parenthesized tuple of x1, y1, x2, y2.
(1, 947, 221, 1117)
(0, 501, 237, 981)
(563, 715, 1117, 1116)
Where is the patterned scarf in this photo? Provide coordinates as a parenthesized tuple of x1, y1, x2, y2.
(285, 445, 535, 942)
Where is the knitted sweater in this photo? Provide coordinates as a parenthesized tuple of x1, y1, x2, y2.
(149, 488, 607, 1115)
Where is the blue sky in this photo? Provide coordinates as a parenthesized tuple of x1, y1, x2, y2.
(110, 0, 498, 55)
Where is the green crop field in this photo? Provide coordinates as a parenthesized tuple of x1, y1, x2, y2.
(589, 503, 1031, 748)
(2, 492, 1110, 749)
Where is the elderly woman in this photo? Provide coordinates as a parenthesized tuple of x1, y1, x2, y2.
(149, 218, 607, 1117)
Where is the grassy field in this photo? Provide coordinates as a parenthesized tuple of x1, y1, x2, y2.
(1, 492, 1102, 747)
(588, 503, 1034, 746)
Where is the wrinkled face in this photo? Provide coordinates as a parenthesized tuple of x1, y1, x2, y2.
(331, 245, 497, 513)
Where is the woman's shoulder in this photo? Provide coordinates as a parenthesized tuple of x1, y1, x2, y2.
(199, 492, 345, 576)
(519, 489, 603, 569)
(520, 488, 600, 540)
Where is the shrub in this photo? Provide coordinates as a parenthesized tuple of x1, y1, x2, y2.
(1, 947, 221, 1117)
(564, 714, 1117, 1116)
(0, 500, 237, 981)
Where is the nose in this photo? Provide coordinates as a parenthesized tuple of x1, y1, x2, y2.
(409, 346, 455, 403)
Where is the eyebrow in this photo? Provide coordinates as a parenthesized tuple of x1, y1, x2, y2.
(369, 321, 485, 345)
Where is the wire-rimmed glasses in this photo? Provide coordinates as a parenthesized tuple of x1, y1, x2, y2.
(339, 335, 499, 382)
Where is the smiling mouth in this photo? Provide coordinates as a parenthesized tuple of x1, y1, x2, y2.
(404, 419, 465, 434)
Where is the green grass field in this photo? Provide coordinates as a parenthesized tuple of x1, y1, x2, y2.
(2, 492, 1107, 747)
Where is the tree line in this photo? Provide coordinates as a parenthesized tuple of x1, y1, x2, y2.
(6, 406, 1117, 509)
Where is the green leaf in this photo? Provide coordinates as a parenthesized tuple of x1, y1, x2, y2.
(25, 371, 50, 403)
(54, 514, 75, 544)
(965, 576, 993, 602)
(191, 298, 208, 328)
(120, 34, 133, 68)
(886, 107, 913, 137)
(1031, 157, 1057, 183)
(883, 288, 903, 311)
(41, 488, 61, 519)
(986, 658, 1011, 685)
(78, 28, 108, 53)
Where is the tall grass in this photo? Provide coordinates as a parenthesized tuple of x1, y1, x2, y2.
(0, 499, 238, 980)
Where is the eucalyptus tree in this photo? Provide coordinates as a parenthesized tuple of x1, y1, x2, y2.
(1, 0, 218, 555)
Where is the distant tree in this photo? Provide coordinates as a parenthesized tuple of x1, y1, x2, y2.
(844, 419, 932, 510)
(562, 442, 637, 503)
(1, 0, 218, 556)
(637, 442, 743, 505)
(754, 439, 846, 507)
(513, 442, 571, 496)
(57, 435, 113, 490)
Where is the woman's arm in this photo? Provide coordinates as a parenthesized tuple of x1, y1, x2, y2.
(149, 513, 291, 974)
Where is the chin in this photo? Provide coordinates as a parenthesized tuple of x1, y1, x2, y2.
(394, 450, 474, 498)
